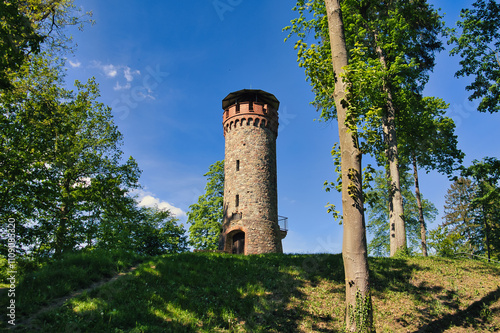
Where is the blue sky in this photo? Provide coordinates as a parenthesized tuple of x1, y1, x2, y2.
(64, 0, 499, 254)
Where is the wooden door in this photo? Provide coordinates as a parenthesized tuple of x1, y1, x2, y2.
(232, 232, 245, 254)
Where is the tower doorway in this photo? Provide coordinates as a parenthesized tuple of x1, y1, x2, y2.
(232, 231, 245, 254)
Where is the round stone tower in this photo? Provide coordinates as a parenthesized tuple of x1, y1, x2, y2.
(219, 89, 285, 255)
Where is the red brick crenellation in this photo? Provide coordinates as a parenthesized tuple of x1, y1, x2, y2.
(223, 101, 279, 136)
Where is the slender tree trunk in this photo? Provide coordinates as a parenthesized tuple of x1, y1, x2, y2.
(55, 180, 71, 256)
(324, 1, 373, 331)
(373, 32, 406, 257)
(55, 205, 67, 256)
(412, 154, 428, 256)
(482, 204, 491, 262)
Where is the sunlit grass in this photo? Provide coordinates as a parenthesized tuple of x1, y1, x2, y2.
(3, 252, 500, 332)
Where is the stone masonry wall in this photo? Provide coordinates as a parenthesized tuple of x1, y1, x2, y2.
(220, 99, 282, 254)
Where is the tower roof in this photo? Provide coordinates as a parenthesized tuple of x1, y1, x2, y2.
(222, 89, 279, 110)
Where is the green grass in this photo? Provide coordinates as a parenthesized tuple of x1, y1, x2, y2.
(3, 252, 500, 332)
(0, 249, 144, 320)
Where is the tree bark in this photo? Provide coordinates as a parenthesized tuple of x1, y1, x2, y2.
(373, 32, 407, 257)
(324, 1, 373, 331)
(482, 204, 491, 262)
(55, 179, 71, 256)
(55, 205, 67, 256)
(412, 154, 428, 257)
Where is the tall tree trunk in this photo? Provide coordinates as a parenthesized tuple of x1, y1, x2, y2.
(55, 205, 67, 257)
(324, 1, 373, 331)
(483, 204, 491, 262)
(373, 32, 406, 257)
(412, 154, 428, 256)
(55, 180, 71, 256)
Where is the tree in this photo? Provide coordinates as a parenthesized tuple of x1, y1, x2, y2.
(342, 0, 444, 256)
(397, 95, 464, 256)
(427, 225, 464, 257)
(324, 1, 372, 330)
(187, 160, 224, 250)
(435, 160, 500, 262)
(0, 52, 143, 257)
(462, 157, 500, 261)
(0, 1, 187, 259)
(365, 170, 438, 257)
(448, 0, 500, 113)
(0, 0, 92, 90)
(286, 0, 445, 257)
(0, 0, 43, 89)
(286, 1, 373, 330)
(442, 177, 483, 257)
(92, 194, 188, 256)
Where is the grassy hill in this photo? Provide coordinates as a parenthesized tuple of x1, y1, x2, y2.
(2, 252, 499, 332)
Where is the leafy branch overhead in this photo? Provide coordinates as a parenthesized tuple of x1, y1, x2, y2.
(448, 0, 500, 113)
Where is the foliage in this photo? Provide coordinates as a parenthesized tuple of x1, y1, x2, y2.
(96, 200, 188, 256)
(0, 0, 92, 90)
(441, 177, 482, 256)
(187, 160, 224, 250)
(448, 0, 500, 113)
(285, 0, 446, 257)
(0, 55, 186, 258)
(428, 225, 465, 257)
(284, 0, 444, 154)
(127, 206, 188, 256)
(0, 0, 43, 89)
(397, 95, 464, 176)
(365, 170, 438, 257)
(0, 53, 143, 257)
(347, 290, 374, 333)
(462, 157, 500, 260)
(436, 161, 500, 261)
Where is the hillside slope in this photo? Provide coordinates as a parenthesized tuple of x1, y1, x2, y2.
(8, 253, 500, 332)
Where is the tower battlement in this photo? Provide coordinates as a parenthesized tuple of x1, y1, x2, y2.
(222, 89, 279, 136)
(223, 101, 279, 136)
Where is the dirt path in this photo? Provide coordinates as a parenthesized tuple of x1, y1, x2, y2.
(12, 265, 141, 330)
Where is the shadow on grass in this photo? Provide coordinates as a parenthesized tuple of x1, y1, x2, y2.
(12, 253, 500, 332)
(370, 257, 500, 332)
(369, 257, 425, 296)
(413, 287, 500, 332)
(26, 253, 346, 332)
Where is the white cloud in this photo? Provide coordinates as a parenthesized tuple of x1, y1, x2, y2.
(91, 61, 141, 83)
(134, 190, 186, 218)
(124, 66, 140, 82)
(102, 64, 118, 78)
(69, 60, 81, 68)
(114, 81, 131, 91)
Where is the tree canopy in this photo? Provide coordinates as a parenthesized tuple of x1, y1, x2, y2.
(448, 0, 500, 113)
(0, 1, 186, 259)
(186, 160, 224, 250)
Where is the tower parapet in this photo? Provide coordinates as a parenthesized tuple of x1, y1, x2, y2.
(222, 89, 279, 136)
(219, 89, 285, 255)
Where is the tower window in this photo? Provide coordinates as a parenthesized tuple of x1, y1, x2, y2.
(236, 103, 240, 113)
(235, 194, 239, 207)
(249, 101, 254, 111)
(236, 160, 240, 171)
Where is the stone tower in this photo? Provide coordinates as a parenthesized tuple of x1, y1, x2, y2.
(219, 89, 286, 255)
